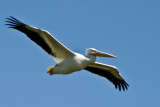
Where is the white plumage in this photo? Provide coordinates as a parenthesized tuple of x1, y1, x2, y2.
(5, 16, 129, 91)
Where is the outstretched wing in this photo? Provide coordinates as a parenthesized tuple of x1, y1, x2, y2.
(5, 16, 75, 63)
(85, 62, 129, 91)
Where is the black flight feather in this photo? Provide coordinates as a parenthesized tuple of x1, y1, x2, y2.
(5, 16, 53, 55)
(85, 66, 129, 91)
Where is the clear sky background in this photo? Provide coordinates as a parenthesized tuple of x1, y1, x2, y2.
(0, 0, 160, 107)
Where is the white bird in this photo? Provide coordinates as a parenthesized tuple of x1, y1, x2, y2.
(5, 16, 129, 91)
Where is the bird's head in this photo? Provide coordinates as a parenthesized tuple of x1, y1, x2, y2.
(86, 48, 117, 58)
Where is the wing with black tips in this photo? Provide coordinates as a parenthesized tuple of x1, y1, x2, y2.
(5, 16, 75, 62)
(85, 62, 129, 91)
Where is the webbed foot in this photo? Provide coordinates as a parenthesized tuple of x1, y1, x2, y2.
(47, 66, 54, 75)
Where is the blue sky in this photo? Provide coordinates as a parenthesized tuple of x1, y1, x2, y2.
(0, 0, 160, 107)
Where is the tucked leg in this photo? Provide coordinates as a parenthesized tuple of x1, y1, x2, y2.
(47, 66, 54, 75)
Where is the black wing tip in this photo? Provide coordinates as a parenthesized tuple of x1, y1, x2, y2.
(115, 81, 129, 91)
(5, 16, 24, 28)
(6, 16, 20, 22)
(84, 66, 129, 91)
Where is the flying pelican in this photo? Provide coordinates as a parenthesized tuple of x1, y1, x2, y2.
(5, 16, 129, 91)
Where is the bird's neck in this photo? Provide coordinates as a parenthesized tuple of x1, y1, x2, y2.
(86, 55, 97, 62)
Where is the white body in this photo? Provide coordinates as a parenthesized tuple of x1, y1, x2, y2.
(6, 16, 129, 91)
(53, 53, 93, 74)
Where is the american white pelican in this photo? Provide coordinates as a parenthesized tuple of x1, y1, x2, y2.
(5, 16, 129, 91)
